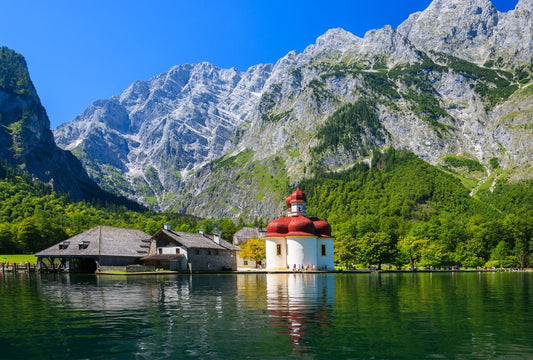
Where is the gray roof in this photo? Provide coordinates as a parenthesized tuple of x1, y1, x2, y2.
(154, 229, 241, 252)
(232, 227, 266, 245)
(36, 226, 151, 258)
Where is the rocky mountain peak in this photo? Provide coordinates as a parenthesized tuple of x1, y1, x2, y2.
(52, 0, 531, 218)
(315, 27, 360, 47)
(398, 0, 500, 64)
(397, 0, 530, 67)
(300, 28, 361, 60)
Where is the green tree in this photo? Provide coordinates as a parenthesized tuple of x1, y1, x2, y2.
(219, 217, 237, 242)
(0, 223, 18, 253)
(398, 236, 428, 269)
(456, 239, 485, 268)
(355, 232, 397, 270)
(17, 217, 41, 253)
(334, 232, 358, 269)
(490, 241, 510, 267)
(504, 213, 532, 269)
(419, 243, 453, 268)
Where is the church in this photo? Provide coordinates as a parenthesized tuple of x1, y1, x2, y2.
(265, 189, 334, 270)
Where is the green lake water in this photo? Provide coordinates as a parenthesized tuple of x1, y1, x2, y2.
(0, 272, 531, 359)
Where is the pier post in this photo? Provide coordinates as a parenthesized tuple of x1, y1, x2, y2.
(13, 263, 17, 273)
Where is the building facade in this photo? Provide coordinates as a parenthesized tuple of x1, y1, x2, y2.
(265, 189, 334, 270)
(142, 227, 241, 272)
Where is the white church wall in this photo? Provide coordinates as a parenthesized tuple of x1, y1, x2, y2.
(316, 239, 334, 269)
(266, 238, 287, 270)
(287, 237, 317, 270)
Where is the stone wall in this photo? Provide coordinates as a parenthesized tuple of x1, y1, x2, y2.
(188, 250, 237, 271)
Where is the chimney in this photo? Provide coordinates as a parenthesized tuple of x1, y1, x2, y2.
(213, 233, 221, 244)
(164, 224, 171, 231)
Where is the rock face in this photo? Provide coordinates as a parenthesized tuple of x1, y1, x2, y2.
(397, 0, 532, 67)
(54, 0, 532, 219)
(0, 47, 105, 201)
(55, 62, 273, 209)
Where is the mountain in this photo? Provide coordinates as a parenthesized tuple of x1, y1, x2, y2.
(397, 0, 532, 67)
(0, 47, 142, 207)
(54, 0, 532, 219)
(0, 47, 94, 200)
(54, 63, 273, 209)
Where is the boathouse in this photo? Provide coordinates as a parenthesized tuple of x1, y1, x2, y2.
(35, 226, 151, 272)
(265, 188, 334, 270)
(141, 226, 241, 272)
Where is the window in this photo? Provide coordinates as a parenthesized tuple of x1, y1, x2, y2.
(276, 244, 281, 256)
(244, 260, 248, 265)
(196, 250, 200, 255)
(176, 248, 180, 254)
(321, 244, 326, 256)
(158, 248, 163, 255)
(208, 250, 211, 255)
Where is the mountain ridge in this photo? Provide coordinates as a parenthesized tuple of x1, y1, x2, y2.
(53, 0, 532, 219)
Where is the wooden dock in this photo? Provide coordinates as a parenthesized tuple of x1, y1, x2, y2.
(0, 262, 36, 273)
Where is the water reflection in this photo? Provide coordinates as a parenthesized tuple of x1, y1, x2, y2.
(0, 272, 531, 359)
(266, 273, 334, 353)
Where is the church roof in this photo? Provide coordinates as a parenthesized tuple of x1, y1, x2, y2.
(268, 189, 332, 238)
(285, 188, 307, 207)
(266, 216, 332, 238)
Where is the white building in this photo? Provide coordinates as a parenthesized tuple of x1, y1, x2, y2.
(265, 189, 334, 270)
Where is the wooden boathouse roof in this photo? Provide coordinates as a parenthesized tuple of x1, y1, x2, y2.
(35, 225, 151, 258)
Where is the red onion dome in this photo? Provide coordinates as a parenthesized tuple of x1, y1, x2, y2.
(266, 217, 290, 237)
(287, 215, 315, 236)
(313, 220, 332, 237)
(285, 188, 307, 207)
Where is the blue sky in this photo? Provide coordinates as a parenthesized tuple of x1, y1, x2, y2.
(1, 0, 518, 129)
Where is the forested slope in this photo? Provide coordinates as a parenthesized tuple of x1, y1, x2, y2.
(300, 148, 532, 268)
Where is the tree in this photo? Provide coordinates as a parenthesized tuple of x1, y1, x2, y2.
(490, 241, 509, 267)
(219, 218, 237, 242)
(0, 223, 18, 253)
(455, 239, 485, 268)
(238, 238, 266, 263)
(420, 243, 453, 268)
(355, 232, 397, 270)
(335, 233, 358, 269)
(17, 217, 41, 253)
(398, 236, 428, 269)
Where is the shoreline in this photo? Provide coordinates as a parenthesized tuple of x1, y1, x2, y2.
(93, 268, 531, 275)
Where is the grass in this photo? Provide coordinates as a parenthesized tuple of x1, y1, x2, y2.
(1, 254, 37, 264)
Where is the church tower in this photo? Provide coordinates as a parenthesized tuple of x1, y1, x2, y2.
(286, 188, 307, 217)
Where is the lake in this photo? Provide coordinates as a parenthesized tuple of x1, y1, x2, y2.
(0, 272, 531, 359)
